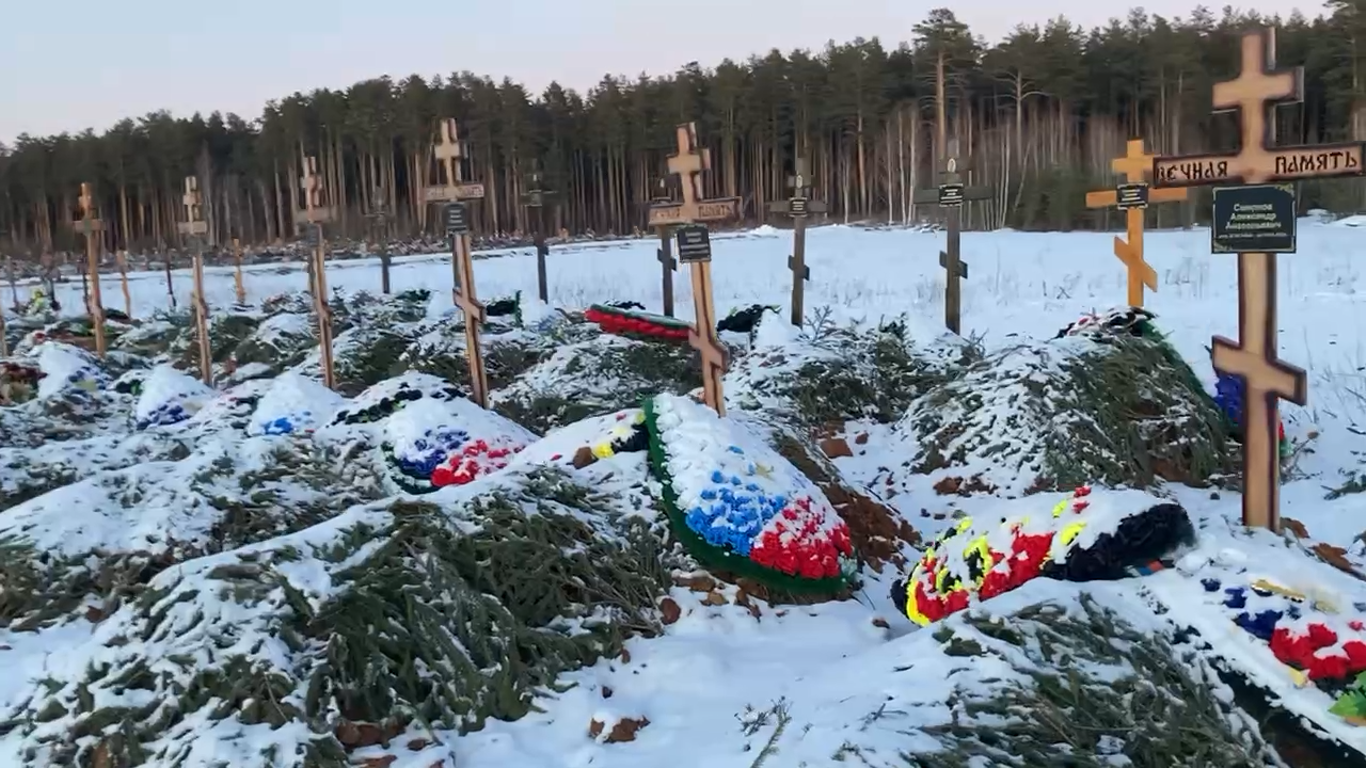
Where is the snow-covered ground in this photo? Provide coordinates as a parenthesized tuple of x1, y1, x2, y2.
(4, 217, 1366, 767)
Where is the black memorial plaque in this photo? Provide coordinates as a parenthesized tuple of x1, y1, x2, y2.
(676, 224, 712, 263)
(938, 183, 965, 207)
(1116, 182, 1150, 210)
(446, 202, 470, 235)
(1211, 184, 1296, 254)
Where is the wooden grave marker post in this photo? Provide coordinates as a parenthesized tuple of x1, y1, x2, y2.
(364, 186, 393, 295)
(1085, 139, 1188, 307)
(913, 139, 992, 335)
(650, 122, 740, 416)
(70, 183, 107, 358)
(424, 118, 490, 408)
(115, 250, 132, 317)
(1152, 27, 1364, 532)
(520, 163, 557, 303)
(649, 177, 678, 317)
(231, 238, 247, 305)
(293, 155, 339, 390)
(767, 158, 828, 327)
(5, 255, 20, 313)
(177, 176, 213, 386)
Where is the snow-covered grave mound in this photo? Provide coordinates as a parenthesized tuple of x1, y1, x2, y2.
(247, 372, 347, 436)
(0, 468, 672, 768)
(645, 393, 855, 592)
(133, 365, 214, 429)
(31, 342, 106, 399)
(893, 486, 1194, 625)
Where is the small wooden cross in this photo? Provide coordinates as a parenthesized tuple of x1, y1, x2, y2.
(912, 139, 992, 335)
(364, 186, 393, 294)
(424, 118, 489, 408)
(292, 155, 337, 390)
(71, 183, 107, 357)
(520, 163, 558, 303)
(1085, 139, 1189, 307)
(231, 238, 247, 305)
(653, 122, 737, 415)
(1152, 28, 1364, 532)
(650, 177, 679, 317)
(767, 158, 828, 327)
(178, 175, 213, 385)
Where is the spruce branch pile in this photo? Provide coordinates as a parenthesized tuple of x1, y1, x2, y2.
(0, 467, 670, 768)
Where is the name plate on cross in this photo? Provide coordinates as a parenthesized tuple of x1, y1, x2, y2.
(676, 225, 712, 263)
(425, 182, 486, 202)
(446, 202, 470, 235)
(938, 183, 965, 207)
(1211, 184, 1296, 254)
(650, 200, 738, 227)
(1116, 183, 1150, 210)
(1155, 146, 1363, 187)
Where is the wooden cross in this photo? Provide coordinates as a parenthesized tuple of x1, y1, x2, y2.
(178, 176, 213, 386)
(115, 250, 132, 317)
(521, 163, 557, 303)
(231, 238, 247, 305)
(5, 255, 20, 313)
(767, 158, 828, 327)
(1085, 139, 1189, 307)
(1153, 28, 1363, 532)
(424, 118, 489, 409)
(652, 122, 737, 415)
(293, 155, 337, 390)
(912, 139, 992, 335)
(650, 177, 679, 317)
(71, 183, 107, 357)
(364, 186, 393, 294)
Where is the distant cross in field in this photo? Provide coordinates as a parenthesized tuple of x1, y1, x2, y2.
(293, 155, 338, 390)
(1085, 139, 1188, 307)
(231, 238, 247, 305)
(521, 163, 558, 303)
(1153, 27, 1364, 533)
(651, 122, 738, 416)
(913, 139, 992, 335)
(650, 177, 678, 317)
(71, 183, 107, 358)
(178, 176, 213, 386)
(425, 118, 490, 409)
(365, 186, 393, 294)
(767, 158, 827, 327)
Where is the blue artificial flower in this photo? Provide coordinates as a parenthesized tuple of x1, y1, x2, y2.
(728, 445, 744, 454)
(1222, 587, 1247, 610)
(711, 470, 726, 484)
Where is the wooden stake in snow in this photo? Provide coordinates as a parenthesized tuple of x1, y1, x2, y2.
(293, 155, 337, 390)
(70, 183, 107, 358)
(232, 237, 247, 305)
(651, 122, 738, 416)
(1152, 27, 1363, 533)
(767, 157, 826, 327)
(115, 250, 132, 318)
(913, 139, 991, 336)
(1085, 139, 1187, 307)
(178, 176, 213, 386)
(5, 255, 19, 313)
(364, 187, 393, 294)
(520, 163, 556, 304)
(424, 118, 490, 409)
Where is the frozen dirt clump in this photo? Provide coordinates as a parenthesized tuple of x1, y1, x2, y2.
(0, 466, 670, 768)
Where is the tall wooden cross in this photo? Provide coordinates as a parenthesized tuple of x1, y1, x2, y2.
(521, 163, 557, 303)
(913, 139, 992, 335)
(1153, 28, 1364, 532)
(364, 186, 393, 294)
(767, 158, 827, 327)
(231, 238, 247, 305)
(424, 118, 490, 409)
(177, 176, 213, 386)
(651, 122, 739, 415)
(1085, 139, 1189, 307)
(71, 183, 107, 358)
(293, 154, 338, 390)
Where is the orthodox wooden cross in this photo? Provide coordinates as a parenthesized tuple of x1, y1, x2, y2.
(71, 183, 107, 358)
(913, 139, 992, 335)
(424, 118, 490, 408)
(520, 163, 557, 303)
(178, 176, 213, 386)
(364, 186, 393, 294)
(293, 154, 338, 390)
(115, 250, 132, 318)
(651, 122, 739, 415)
(1085, 139, 1189, 307)
(231, 238, 247, 305)
(767, 158, 827, 327)
(1153, 28, 1363, 532)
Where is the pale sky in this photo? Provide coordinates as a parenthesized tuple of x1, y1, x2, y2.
(0, 0, 1321, 144)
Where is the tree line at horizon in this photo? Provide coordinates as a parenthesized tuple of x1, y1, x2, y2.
(0, 3, 1364, 258)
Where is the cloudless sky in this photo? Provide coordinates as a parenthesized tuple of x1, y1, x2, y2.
(0, 0, 1321, 143)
